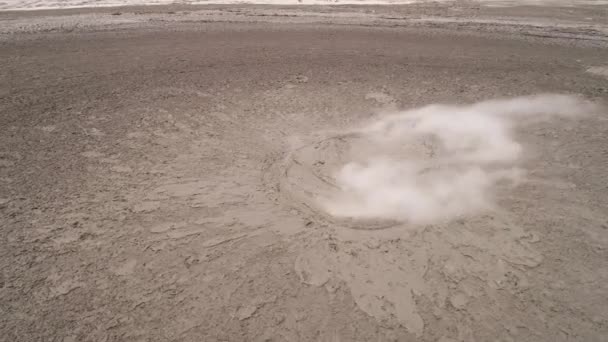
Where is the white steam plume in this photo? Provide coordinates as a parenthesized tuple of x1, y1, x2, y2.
(321, 94, 597, 224)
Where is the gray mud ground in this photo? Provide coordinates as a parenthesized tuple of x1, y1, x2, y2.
(1, 3, 608, 342)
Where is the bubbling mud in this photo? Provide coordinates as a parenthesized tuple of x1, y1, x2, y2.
(281, 94, 596, 226)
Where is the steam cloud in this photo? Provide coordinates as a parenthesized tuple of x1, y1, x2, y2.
(321, 94, 596, 224)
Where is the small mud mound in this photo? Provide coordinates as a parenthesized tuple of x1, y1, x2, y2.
(270, 132, 436, 230)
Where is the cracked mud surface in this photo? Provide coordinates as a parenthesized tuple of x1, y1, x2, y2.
(1, 3, 608, 342)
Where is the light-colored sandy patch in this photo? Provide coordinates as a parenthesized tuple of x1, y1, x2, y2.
(587, 66, 608, 79)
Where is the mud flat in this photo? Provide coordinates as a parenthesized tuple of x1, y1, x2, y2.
(1, 3, 608, 342)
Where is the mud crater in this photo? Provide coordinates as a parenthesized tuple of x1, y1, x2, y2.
(271, 131, 437, 230)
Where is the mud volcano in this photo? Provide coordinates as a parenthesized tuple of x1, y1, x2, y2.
(275, 129, 438, 230)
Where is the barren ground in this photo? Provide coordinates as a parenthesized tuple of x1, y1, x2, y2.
(1, 3, 608, 342)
